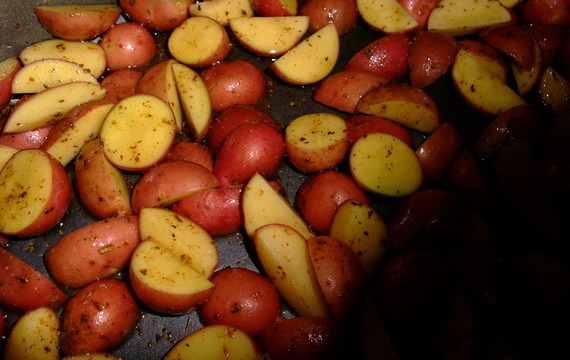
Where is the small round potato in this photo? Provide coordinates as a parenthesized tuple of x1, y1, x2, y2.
(98, 22, 157, 71)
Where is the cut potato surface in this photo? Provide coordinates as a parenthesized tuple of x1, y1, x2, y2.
(189, 0, 254, 26)
(229, 16, 309, 56)
(99, 94, 176, 171)
(270, 23, 339, 85)
(19, 39, 107, 78)
(3, 82, 106, 133)
(356, 0, 419, 33)
(349, 133, 423, 197)
(11, 58, 98, 94)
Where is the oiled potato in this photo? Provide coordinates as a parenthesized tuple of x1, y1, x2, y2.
(60, 280, 139, 356)
(45, 216, 140, 289)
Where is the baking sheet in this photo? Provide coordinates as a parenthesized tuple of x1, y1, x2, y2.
(0, 0, 540, 359)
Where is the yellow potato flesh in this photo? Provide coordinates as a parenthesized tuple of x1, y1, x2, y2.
(139, 208, 218, 278)
(172, 63, 212, 142)
(0, 145, 18, 170)
(271, 23, 339, 85)
(356, 0, 419, 33)
(329, 200, 389, 274)
(242, 173, 314, 239)
(19, 39, 106, 78)
(350, 133, 422, 197)
(4, 307, 60, 360)
(189, 0, 254, 26)
(452, 49, 527, 115)
(168, 16, 226, 67)
(99, 94, 176, 171)
(164, 325, 260, 360)
(229, 16, 309, 56)
(12, 58, 98, 94)
(130, 240, 214, 295)
(44, 102, 113, 167)
(285, 113, 347, 152)
(254, 224, 332, 318)
(428, 0, 511, 36)
(538, 67, 570, 115)
(0, 150, 53, 234)
(3, 82, 106, 133)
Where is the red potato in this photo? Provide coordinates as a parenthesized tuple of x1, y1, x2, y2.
(299, 0, 358, 35)
(307, 236, 367, 320)
(388, 188, 463, 252)
(60, 279, 139, 356)
(478, 24, 537, 70)
(164, 140, 214, 172)
(171, 184, 244, 237)
(295, 170, 370, 235)
(98, 22, 157, 71)
(206, 104, 281, 152)
(0, 56, 21, 111)
(312, 69, 389, 113)
(408, 30, 458, 89)
(256, 316, 344, 360)
(519, 0, 570, 26)
(0, 247, 68, 313)
(119, 0, 190, 31)
(131, 160, 219, 214)
(415, 121, 463, 187)
(201, 60, 267, 111)
(199, 267, 281, 335)
(0, 149, 72, 237)
(74, 138, 133, 219)
(397, 0, 440, 30)
(101, 69, 144, 104)
(345, 114, 413, 147)
(34, 4, 121, 41)
(0, 125, 52, 150)
(373, 249, 453, 331)
(344, 33, 411, 81)
(213, 122, 285, 185)
(523, 24, 566, 67)
(251, 0, 298, 16)
(45, 216, 140, 289)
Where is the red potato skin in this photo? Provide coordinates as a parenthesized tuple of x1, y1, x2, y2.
(0, 125, 52, 149)
(206, 104, 281, 152)
(307, 236, 367, 320)
(299, 0, 358, 36)
(397, 0, 440, 30)
(251, 0, 297, 16)
(199, 267, 281, 335)
(164, 140, 214, 172)
(409, 30, 458, 89)
(344, 33, 411, 81)
(98, 22, 157, 71)
(171, 184, 244, 237)
(312, 69, 390, 113)
(213, 122, 285, 186)
(101, 69, 144, 103)
(131, 160, 219, 214)
(415, 121, 463, 187)
(119, 0, 190, 31)
(523, 24, 566, 67)
(0, 57, 20, 111)
(45, 216, 140, 289)
(0, 247, 68, 313)
(295, 170, 370, 235)
(256, 316, 345, 360)
(60, 279, 139, 356)
(201, 60, 267, 111)
(478, 25, 537, 70)
(345, 114, 413, 147)
(519, 0, 570, 26)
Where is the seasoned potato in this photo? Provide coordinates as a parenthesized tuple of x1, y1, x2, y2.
(45, 216, 140, 289)
(98, 22, 157, 71)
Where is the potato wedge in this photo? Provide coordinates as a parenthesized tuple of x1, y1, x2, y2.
(356, 0, 419, 34)
(349, 133, 423, 197)
(189, 0, 254, 26)
(19, 39, 106, 79)
(270, 23, 339, 85)
(254, 223, 332, 317)
(3, 307, 60, 360)
(99, 94, 176, 172)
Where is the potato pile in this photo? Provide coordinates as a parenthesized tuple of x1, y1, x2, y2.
(0, 0, 569, 359)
